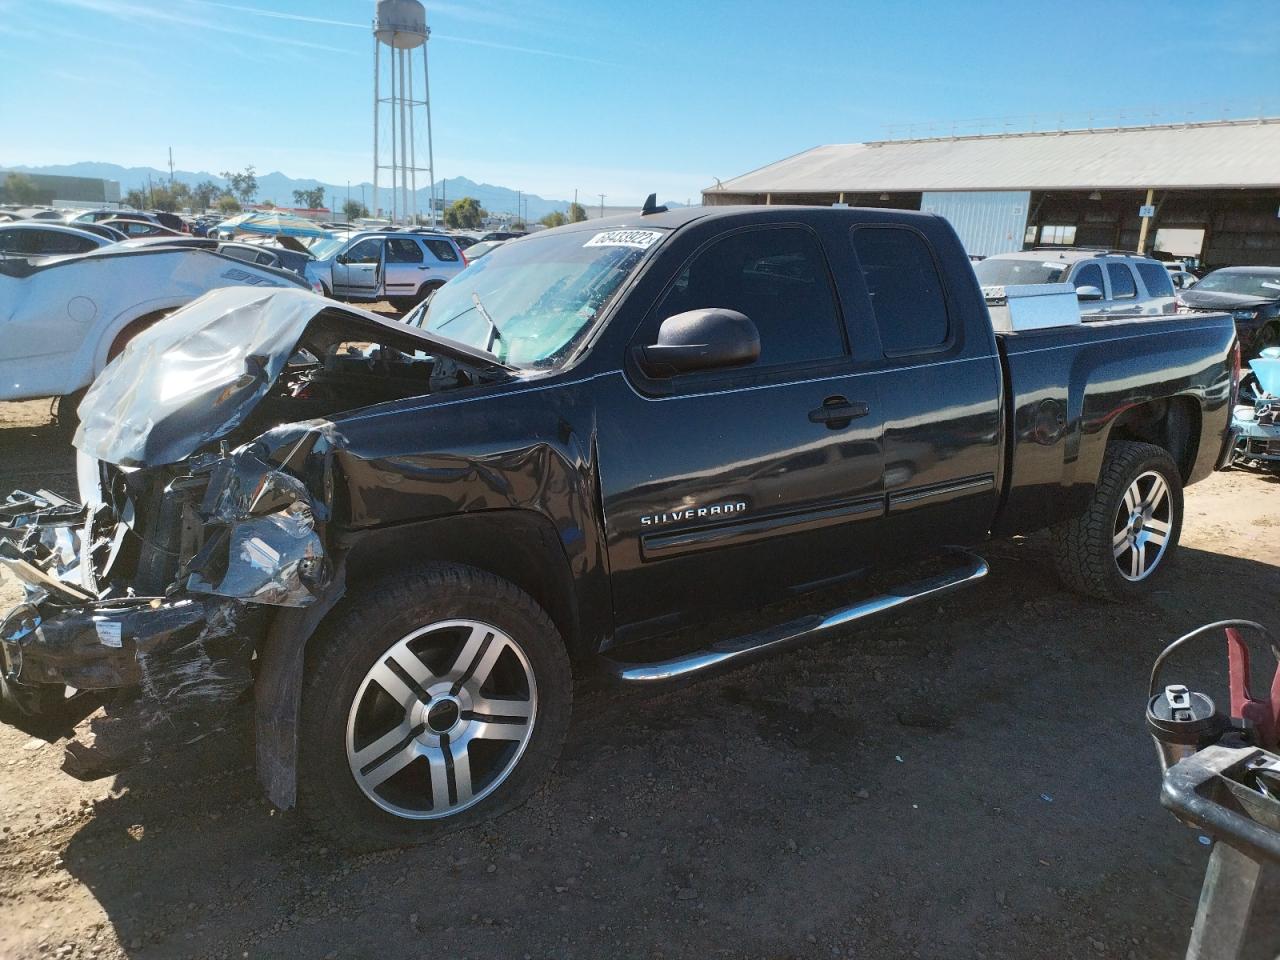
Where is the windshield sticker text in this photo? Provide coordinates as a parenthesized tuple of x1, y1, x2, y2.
(584, 230, 664, 251)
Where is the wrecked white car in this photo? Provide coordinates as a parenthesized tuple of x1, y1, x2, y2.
(0, 244, 311, 407)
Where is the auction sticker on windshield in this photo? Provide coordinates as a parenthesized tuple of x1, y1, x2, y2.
(583, 230, 664, 250)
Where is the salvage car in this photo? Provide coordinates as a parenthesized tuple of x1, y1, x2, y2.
(1176, 266, 1280, 358)
(100, 218, 182, 240)
(304, 231, 466, 309)
(1231, 346, 1280, 470)
(0, 222, 115, 259)
(0, 206, 1239, 850)
(0, 243, 310, 408)
(973, 249, 1177, 317)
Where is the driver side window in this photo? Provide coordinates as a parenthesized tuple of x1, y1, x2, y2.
(345, 238, 383, 264)
(654, 226, 845, 368)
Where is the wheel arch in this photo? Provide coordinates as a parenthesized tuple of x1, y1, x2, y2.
(342, 509, 587, 659)
(1102, 394, 1201, 483)
(253, 509, 587, 811)
(89, 301, 187, 377)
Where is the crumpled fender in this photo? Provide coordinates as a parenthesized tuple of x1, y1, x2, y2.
(254, 558, 346, 810)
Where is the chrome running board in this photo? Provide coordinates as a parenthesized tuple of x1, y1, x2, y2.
(602, 550, 989, 683)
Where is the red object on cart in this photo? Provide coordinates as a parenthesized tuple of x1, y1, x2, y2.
(1226, 627, 1280, 750)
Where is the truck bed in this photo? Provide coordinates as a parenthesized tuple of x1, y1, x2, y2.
(993, 311, 1237, 538)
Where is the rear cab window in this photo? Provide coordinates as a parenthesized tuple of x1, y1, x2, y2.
(849, 226, 950, 355)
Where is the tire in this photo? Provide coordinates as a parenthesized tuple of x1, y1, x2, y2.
(297, 563, 572, 850)
(1049, 441, 1183, 601)
(54, 388, 88, 433)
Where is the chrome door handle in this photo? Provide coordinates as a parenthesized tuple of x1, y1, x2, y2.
(417, 265, 430, 270)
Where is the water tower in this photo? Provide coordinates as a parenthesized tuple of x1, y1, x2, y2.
(372, 0, 435, 224)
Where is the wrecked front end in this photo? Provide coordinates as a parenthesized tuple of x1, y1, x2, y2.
(0, 286, 507, 782)
(1232, 350, 1280, 471)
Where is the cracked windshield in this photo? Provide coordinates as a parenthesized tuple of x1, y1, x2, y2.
(410, 228, 667, 368)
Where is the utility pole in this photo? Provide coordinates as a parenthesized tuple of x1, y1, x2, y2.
(598, 194, 606, 219)
(346, 181, 351, 219)
(517, 190, 522, 225)
(168, 147, 174, 189)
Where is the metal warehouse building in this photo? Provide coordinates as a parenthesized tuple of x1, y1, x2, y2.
(702, 118, 1280, 268)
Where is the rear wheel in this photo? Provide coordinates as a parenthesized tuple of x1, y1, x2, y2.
(298, 564, 572, 850)
(1049, 441, 1183, 600)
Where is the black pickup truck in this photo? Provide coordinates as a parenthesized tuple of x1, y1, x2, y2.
(0, 205, 1239, 849)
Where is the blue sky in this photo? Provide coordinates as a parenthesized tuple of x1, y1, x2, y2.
(1, 0, 1277, 203)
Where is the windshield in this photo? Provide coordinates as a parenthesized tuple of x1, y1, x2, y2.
(972, 257, 1070, 285)
(410, 227, 666, 369)
(1193, 270, 1280, 299)
(306, 236, 345, 260)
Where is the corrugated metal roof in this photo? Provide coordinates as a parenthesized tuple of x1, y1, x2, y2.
(707, 119, 1280, 195)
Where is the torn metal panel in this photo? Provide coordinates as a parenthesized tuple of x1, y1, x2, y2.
(188, 508, 327, 607)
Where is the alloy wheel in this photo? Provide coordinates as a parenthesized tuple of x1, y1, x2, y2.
(1112, 470, 1173, 582)
(345, 619, 537, 820)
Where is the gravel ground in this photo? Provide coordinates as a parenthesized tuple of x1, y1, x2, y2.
(0, 397, 1277, 960)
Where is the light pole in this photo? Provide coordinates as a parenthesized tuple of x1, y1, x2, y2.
(598, 194, 605, 219)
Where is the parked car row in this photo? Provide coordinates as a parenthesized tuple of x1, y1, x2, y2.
(974, 247, 1280, 357)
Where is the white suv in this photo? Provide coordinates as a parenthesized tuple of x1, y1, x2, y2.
(305, 231, 466, 310)
(974, 249, 1177, 318)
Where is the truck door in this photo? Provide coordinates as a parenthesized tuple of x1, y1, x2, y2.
(599, 222, 885, 643)
(846, 224, 1003, 554)
(332, 237, 384, 300)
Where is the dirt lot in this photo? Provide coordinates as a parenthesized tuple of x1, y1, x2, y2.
(0, 398, 1277, 960)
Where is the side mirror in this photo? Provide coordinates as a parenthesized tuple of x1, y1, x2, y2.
(1076, 285, 1104, 302)
(335, 254, 348, 265)
(638, 309, 760, 377)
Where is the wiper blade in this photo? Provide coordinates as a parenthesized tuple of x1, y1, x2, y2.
(471, 291, 502, 354)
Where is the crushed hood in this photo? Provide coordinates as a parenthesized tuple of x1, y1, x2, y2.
(74, 287, 508, 468)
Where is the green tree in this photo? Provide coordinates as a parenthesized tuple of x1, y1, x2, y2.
(342, 199, 369, 221)
(540, 211, 568, 228)
(292, 186, 326, 209)
(259, 199, 275, 209)
(216, 194, 242, 214)
(192, 180, 223, 212)
(146, 181, 191, 212)
(219, 165, 258, 204)
(123, 187, 148, 209)
(509, 220, 526, 232)
(443, 196, 487, 230)
(2, 172, 44, 204)
(567, 201, 587, 223)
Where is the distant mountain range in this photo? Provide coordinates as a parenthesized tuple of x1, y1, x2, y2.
(5, 161, 664, 221)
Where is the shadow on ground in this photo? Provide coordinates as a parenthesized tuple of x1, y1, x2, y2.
(43, 537, 1280, 960)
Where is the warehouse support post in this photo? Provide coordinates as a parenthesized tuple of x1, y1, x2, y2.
(1137, 187, 1155, 254)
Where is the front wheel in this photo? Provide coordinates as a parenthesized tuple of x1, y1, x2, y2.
(1049, 441, 1184, 601)
(298, 564, 572, 850)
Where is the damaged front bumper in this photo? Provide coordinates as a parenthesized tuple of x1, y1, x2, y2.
(0, 438, 334, 778)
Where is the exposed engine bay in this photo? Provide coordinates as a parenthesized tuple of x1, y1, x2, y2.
(0, 287, 508, 780)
